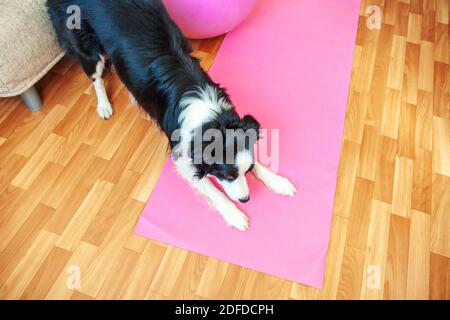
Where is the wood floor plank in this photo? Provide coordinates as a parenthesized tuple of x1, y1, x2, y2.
(170, 253, 209, 300)
(343, 91, 368, 143)
(41, 144, 94, 208)
(433, 62, 450, 119)
(384, 214, 410, 299)
(391, 156, 414, 218)
(404, 42, 420, 105)
(0, 103, 41, 145)
(406, 210, 431, 299)
(429, 253, 450, 299)
(373, 136, 398, 203)
(431, 173, 450, 257)
(0, 163, 63, 252)
(121, 242, 167, 300)
(14, 104, 69, 158)
(418, 41, 435, 91)
(334, 140, 361, 217)
(360, 200, 391, 300)
(100, 117, 151, 183)
(432, 116, 450, 176)
(435, 0, 449, 24)
(345, 177, 374, 250)
(421, 5, 435, 42)
(357, 125, 381, 181)
(148, 246, 189, 297)
(0, 153, 28, 195)
(387, 35, 407, 90)
(434, 24, 448, 63)
(10, 134, 64, 189)
(407, 13, 423, 44)
(20, 247, 72, 300)
(81, 170, 140, 247)
(367, 24, 394, 128)
(96, 248, 141, 300)
(78, 198, 144, 297)
(0, 204, 54, 282)
(95, 103, 139, 160)
(124, 234, 149, 254)
(381, 88, 402, 138)
(196, 259, 230, 299)
(43, 156, 109, 235)
(337, 245, 366, 300)
(414, 90, 433, 150)
(56, 180, 115, 251)
(130, 140, 169, 202)
(411, 147, 432, 213)
(45, 241, 99, 300)
(397, 102, 416, 159)
(239, 273, 291, 300)
(0, 230, 58, 299)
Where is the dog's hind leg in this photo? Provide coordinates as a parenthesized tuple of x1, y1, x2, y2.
(64, 23, 113, 120)
(252, 161, 297, 197)
(48, 2, 112, 119)
(76, 53, 112, 120)
(87, 55, 113, 120)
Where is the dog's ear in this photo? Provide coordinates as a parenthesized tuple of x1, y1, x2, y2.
(242, 115, 261, 139)
(189, 125, 218, 180)
(189, 141, 210, 180)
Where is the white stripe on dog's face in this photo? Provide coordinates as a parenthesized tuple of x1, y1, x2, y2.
(217, 150, 253, 202)
(235, 150, 254, 174)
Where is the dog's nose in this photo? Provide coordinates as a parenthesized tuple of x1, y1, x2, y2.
(239, 196, 250, 203)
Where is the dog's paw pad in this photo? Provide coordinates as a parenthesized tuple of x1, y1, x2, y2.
(269, 177, 297, 197)
(97, 103, 113, 120)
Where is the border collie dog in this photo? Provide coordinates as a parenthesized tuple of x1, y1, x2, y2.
(47, 0, 296, 231)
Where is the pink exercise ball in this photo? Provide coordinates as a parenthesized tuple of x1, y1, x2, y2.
(162, 0, 259, 39)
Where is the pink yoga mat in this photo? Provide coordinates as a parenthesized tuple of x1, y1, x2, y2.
(136, 0, 360, 288)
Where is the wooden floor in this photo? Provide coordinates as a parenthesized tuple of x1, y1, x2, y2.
(0, 0, 449, 300)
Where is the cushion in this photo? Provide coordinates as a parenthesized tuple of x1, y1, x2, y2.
(0, 0, 63, 97)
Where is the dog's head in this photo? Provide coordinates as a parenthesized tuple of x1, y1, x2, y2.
(190, 113, 260, 203)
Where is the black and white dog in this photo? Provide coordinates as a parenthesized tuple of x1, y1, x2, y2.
(47, 0, 296, 231)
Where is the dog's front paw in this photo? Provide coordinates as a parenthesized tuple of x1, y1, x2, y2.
(97, 103, 113, 120)
(267, 176, 297, 197)
(220, 205, 249, 231)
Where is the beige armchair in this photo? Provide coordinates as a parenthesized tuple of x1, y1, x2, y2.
(0, 0, 64, 110)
